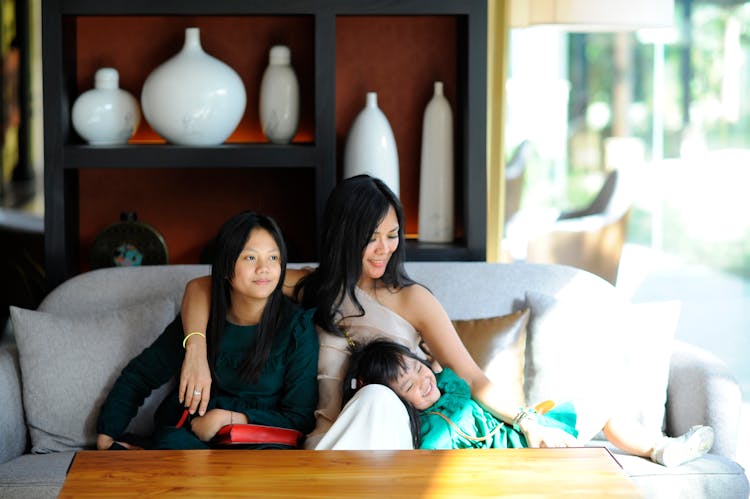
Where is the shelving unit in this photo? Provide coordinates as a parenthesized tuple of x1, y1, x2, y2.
(42, 0, 487, 290)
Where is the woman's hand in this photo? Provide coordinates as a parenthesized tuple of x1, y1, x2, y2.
(179, 336, 212, 416)
(519, 418, 579, 448)
(190, 409, 241, 442)
(179, 276, 213, 415)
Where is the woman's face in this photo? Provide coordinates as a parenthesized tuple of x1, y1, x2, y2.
(360, 205, 399, 284)
(389, 356, 441, 411)
(230, 228, 282, 301)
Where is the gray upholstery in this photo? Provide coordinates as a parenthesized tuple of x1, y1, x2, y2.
(0, 262, 747, 498)
(0, 452, 74, 499)
(0, 345, 26, 463)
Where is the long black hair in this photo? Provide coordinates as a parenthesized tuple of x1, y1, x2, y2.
(343, 339, 427, 448)
(207, 211, 292, 383)
(296, 175, 414, 335)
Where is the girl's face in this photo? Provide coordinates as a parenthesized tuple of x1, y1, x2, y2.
(389, 356, 441, 411)
(230, 228, 282, 301)
(360, 205, 399, 285)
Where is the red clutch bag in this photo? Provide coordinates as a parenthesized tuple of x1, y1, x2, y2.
(211, 424, 304, 448)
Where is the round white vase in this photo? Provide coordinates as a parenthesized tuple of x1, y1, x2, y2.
(343, 92, 400, 197)
(259, 45, 299, 144)
(418, 81, 454, 243)
(140, 27, 246, 146)
(71, 67, 140, 145)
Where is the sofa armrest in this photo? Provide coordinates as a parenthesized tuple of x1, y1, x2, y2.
(666, 339, 743, 459)
(0, 344, 28, 464)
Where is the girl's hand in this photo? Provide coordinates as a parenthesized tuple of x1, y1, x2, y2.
(179, 336, 212, 416)
(96, 433, 142, 450)
(190, 409, 233, 442)
(519, 419, 579, 448)
(96, 434, 114, 450)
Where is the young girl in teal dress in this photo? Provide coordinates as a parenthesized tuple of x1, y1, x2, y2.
(96, 212, 319, 450)
(344, 339, 714, 467)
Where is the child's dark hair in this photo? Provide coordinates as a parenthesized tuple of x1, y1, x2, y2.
(343, 339, 429, 448)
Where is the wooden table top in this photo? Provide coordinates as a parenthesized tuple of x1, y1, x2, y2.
(60, 447, 642, 498)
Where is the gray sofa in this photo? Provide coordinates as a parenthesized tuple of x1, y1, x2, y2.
(1, 262, 748, 498)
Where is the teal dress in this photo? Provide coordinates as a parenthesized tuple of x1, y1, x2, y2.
(419, 368, 578, 450)
(97, 301, 318, 449)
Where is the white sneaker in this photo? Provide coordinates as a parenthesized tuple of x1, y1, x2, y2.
(651, 425, 715, 467)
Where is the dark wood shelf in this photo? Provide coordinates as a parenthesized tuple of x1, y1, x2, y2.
(405, 240, 482, 261)
(62, 144, 319, 169)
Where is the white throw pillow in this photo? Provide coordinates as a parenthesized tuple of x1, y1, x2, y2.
(524, 291, 679, 441)
(524, 291, 619, 412)
(10, 298, 176, 453)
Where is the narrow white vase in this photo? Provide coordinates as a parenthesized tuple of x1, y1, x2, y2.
(343, 92, 400, 197)
(71, 67, 140, 145)
(140, 27, 246, 146)
(259, 45, 299, 144)
(418, 81, 454, 243)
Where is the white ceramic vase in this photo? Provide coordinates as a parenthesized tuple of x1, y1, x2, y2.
(259, 45, 299, 144)
(140, 27, 246, 146)
(418, 81, 454, 243)
(71, 68, 140, 145)
(343, 92, 400, 197)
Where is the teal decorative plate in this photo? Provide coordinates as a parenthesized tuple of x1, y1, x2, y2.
(89, 212, 168, 269)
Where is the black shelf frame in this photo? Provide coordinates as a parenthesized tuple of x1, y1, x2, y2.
(42, 0, 487, 289)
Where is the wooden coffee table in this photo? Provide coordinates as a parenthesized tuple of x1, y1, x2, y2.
(60, 447, 641, 497)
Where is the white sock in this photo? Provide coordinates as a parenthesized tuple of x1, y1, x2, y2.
(651, 425, 714, 467)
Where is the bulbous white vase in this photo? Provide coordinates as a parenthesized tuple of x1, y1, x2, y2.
(343, 92, 400, 197)
(418, 81, 454, 243)
(140, 27, 246, 146)
(71, 67, 140, 145)
(259, 45, 299, 144)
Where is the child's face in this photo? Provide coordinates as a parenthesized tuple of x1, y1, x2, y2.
(389, 356, 441, 410)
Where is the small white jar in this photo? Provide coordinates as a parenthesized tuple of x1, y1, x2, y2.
(71, 68, 140, 145)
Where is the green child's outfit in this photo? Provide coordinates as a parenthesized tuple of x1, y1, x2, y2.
(97, 301, 318, 449)
(419, 368, 578, 450)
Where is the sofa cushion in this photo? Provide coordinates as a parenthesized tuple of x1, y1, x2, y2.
(453, 308, 529, 406)
(524, 291, 679, 441)
(10, 298, 176, 453)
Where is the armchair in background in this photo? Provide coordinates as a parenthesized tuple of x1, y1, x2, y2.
(504, 139, 532, 224)
(504, 168, 632, 285)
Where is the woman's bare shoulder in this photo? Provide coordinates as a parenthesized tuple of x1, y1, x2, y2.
(398, 282, 437, 301)
(390, 283, 441, 318)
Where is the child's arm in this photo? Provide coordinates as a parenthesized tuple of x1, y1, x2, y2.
(402, 285, 576, 449)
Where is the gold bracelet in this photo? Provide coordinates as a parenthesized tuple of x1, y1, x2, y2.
(182, 331, 206, 349)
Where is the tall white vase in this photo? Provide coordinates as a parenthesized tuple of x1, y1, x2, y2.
(140, 27, 246, 146)
(71, 67, 140, 145)
(418, 81, 454, 243)
(259, 45, 299, 144)
(343, 92, 400, 197)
